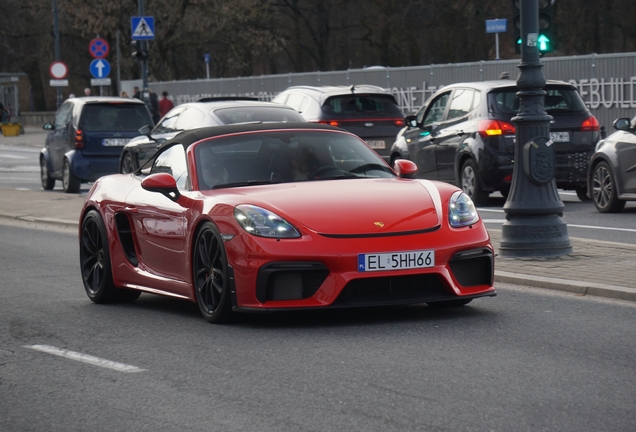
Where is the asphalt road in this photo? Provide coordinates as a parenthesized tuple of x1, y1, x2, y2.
(1, 222, 635, 431)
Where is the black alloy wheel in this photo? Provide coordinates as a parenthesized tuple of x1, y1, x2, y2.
(40, 157, 55, 190)
(120, 151, 138, 174)
(80, 210, 141, 303)
(461, 159, 489, 206)
(591, 161, 626, 213)
(193, 222, 232, 323)
(62, 159, 81, 193)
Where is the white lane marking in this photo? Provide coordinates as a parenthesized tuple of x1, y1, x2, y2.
(482, 218, 636, 233)
(25, 344, 145, 373)
(0, 154, 27, 159)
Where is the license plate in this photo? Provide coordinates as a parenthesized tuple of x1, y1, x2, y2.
(102, 138, 130, 146)
(550, 132, 569, 142)
(358, 249, 435, 272)
(366, 140, 386, 149)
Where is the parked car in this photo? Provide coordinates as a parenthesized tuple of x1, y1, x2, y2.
(272, 85, 405, 161)
(389, 80, 600, 205)
(588, 116, 636, 212)
(79, 122, 495, 323)
(119, 98, 305, 173)
(40, 96, 153, 193)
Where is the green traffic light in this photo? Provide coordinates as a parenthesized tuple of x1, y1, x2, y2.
(516, 34, 552, 52)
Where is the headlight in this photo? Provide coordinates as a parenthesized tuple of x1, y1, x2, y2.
(449, 191, 479, 227)
(234, 205, 301, 239)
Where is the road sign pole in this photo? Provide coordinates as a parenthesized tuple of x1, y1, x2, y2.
(53, 0, 62, 108)
(137, 0, 150, 109)
(495, 33, 500, 60)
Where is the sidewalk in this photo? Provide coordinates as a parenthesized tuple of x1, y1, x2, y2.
(0, 187, 635, 302)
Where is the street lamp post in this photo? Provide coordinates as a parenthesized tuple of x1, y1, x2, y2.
(52, 0, 62, 108)
(499, 0, 572, 257)
(137, 0, 150, 108)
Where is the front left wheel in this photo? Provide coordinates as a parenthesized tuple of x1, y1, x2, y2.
(80, 210, 141, 303)
(193, 222, 233, 323)
(591, 161, 626, 213)
(40, 157, 55, 190)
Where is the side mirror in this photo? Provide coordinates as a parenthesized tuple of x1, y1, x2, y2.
(613, 118, 631, 131)
(138, 124, 157, 141)
(405, 115, 419, 128)
(393, 159, 418, 179)
(141, 173, 181, 201)
(42, 123, 54, 131)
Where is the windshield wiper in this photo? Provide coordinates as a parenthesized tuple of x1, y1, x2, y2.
(212, 180, 276, 189)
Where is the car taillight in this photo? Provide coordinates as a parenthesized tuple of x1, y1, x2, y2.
(478, 120, 516, 138)
(317, 120, 340, 127)
(581, 116, 600, 132)
(394, 119, 405, 127)
(75, 129, 84, 149)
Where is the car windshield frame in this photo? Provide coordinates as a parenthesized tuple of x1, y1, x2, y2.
(193, 129, 395, 190)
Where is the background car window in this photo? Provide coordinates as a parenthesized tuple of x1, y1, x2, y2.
(54, 103, 73, 129)
(153, 106, 186, 134)
(152, 144, 189, 190)
(213, 106, 304, 124)
(489, 86, 586, 115)
(323, 95, 402, 116)
(174, 108, 206, 130)
(422, 93, 450, 126)
(447, 89, 475, 120)
(80, 104, 152, 132)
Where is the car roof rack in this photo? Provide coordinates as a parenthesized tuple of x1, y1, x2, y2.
(196, 96, 259, 102)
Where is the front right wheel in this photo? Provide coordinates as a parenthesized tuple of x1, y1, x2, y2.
(40, 157, 55, 190)
(591, 161, 626, 213)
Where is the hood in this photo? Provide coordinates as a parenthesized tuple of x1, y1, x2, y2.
(221, 178, 442, 235)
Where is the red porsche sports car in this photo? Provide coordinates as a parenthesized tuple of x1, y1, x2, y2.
(79, 123, 495, 323)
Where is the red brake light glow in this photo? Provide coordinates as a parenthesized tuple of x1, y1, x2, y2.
(394, 119, 405, 127)
(478, 120, 516, 138)
(581, 116, 600, 132)
(75, 129, 84, 149)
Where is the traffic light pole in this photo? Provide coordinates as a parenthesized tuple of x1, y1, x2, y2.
(499, 0, 572, 257)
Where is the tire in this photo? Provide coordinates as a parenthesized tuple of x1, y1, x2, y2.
(80, 210, 141, 303)
(40, 157, 55, 190)
(460, 159, 489, 206)
(427, 299, 473, 308)
(591, 161, 626, 213)
(575, 186, 590, 202)
(62, 159, 81, 193)
(120, 151, 138, 174)
(192, 222, 233, 323)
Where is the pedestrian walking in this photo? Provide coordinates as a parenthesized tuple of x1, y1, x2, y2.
(159, 91, 174, 118)
(84, 88, 91, 96)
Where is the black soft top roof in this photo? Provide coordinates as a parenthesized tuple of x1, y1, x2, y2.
(159, 122, 343, 151)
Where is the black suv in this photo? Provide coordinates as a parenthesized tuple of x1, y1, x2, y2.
(389, 80, 600, 205)
(41, 96, 153, 192)
(272, 85, 405, 161)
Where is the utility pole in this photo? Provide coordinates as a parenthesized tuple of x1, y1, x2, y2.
(499, 0, 571, 257)
(137, 0, 150, 108)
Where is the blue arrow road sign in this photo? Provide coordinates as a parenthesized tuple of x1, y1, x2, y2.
(131, 16, 155, 40)
(486, 19, 508, 34)
(89, 59, 111, 78)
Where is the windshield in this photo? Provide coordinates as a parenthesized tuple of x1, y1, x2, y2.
(80, 103, 152, 132)
(194, 130, 395, 189)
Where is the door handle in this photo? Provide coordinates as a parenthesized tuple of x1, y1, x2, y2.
(124, 206, 138, 213)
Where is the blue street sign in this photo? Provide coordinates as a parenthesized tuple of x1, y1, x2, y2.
(204, 53, 210, 64)
(486, 19, 508, 34)
(131, 16, 155, 40)
(89, 59, 111, 78)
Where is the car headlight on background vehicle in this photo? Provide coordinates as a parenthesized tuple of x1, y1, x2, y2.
(449, 191, 479, 228)
(234, 205, 301, 239)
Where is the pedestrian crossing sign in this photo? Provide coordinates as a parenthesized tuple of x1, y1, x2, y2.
(131, 16, 155, 40)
